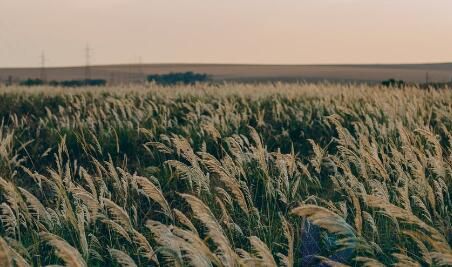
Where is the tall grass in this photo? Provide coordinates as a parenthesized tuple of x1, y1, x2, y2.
(0, 83, 451, 266)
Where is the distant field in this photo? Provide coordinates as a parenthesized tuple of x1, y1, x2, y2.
(1, 63, 452, 84)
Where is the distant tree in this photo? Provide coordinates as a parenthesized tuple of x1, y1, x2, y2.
(47, 79, 107, 87)
(49, 80, 60, 86)
(381, 78, 405, 88)
(6, 76, 13, 86)
(147, 72, 209, 85)
(20, 78, 45, 86)
(59, 80, 84, 87)
(85, 79, 107, 86)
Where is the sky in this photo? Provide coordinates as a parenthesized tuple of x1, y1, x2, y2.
(0, 0, 451, 67)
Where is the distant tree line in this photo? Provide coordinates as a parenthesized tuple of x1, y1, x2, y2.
(147, 72, 209, 85)
(19, 78, 107, 87)
(17, 72, 209, 87)
(50, 79, 107, 87)
(20, 78, 45, 86)
(381, 78, 452, 89)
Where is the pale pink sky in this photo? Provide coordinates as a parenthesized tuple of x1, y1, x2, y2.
(1, 0, 451, 67)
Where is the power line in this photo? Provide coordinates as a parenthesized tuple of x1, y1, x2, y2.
(138, 56, 144, 82)
(40, 51, 47, 82)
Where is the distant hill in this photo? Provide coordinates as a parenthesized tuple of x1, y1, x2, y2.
(1, 63, 452, 84)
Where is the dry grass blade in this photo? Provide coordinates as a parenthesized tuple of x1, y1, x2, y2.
(131, 229, 159, 264)
(430, 252, 452, 266)
(109, 248, 138, 267)
(249, 236, 277, 267)
(0, 203, 17, 237)
(277, 216, 294, 267)
(291, 205, 356, 237)
(392, 253, 422, 267)
(0, 236, 30, 267)
(0, 177, 20, 212)
(179, 193, 238, 267)
(173, 208, 198, 235)
(40, 232, 87, 267)
(146, 220, 185, 266)
(102, 198, 132, 229)
(365, 195, 450, 253)
(354, 256, 386, 267)
(18, 187, 51, 224)
(0, 237, 13, 266)
(99, 217, 132, 242)
(171, 226, 223, 266)
(316, 256, 351, 267)
(201, 152, 249, 214)
(71, 186, 100, 218)
(135, 176, 172, 219)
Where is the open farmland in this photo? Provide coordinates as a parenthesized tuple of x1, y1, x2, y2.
(1, 63, 452, 84)
(0, 83, 451, 266)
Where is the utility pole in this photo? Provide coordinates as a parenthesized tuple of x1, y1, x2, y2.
(138, 56, 144, 83)
(128, 61, 132, 84)
(425, 72, 429, 84)
(85, 44, 91, 82)
(40, 51, 47, 82)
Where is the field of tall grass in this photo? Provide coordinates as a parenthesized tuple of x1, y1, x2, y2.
(0, 83, 451, 266)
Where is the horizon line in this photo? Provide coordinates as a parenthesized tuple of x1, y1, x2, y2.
(2, 61, 452, 70)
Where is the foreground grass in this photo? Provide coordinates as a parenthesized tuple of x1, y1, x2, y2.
(0, 83, 451, 266)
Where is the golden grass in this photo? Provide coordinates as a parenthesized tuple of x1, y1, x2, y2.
(0, 83, 450, 266)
